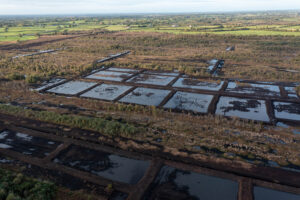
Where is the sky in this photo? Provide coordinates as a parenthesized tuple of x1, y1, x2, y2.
(0, 0, 299, 15)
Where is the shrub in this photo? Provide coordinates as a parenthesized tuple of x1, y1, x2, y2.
(7, 73, 25, 81)
(0, 168, 56, 200)
(25, 75, 42, 84)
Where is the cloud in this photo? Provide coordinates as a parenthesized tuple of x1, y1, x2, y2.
(0, 0, 299, 15)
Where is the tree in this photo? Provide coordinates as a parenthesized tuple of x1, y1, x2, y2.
(62, 29, 68, 35)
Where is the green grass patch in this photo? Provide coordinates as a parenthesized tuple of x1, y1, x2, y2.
(104, 25, 128, 31)
(0, 22, 106, 42)
(0, 168, 56, 200)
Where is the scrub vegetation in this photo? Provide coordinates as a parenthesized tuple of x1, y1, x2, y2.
(0, 168, 56, 200)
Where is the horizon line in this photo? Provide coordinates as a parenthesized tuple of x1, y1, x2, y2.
(0, 9, 299, 17)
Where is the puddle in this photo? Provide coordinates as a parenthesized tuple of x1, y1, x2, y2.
(12, 49, 59, 59)
(226, 82, 281, 97)
(276, 122, 300, 135)
(209, 59, 218, 65)
(47, 81, 97, 95)
(81, 84, 133, 101)
(0, 130, 61, 158)
(33, 78, 66, 92)
(119, 87, 171, 106)
(144, 71, 180, 77)
(207, 65, 214, 72)
(53, 145, 150, 184)
(127, 74, 176, 86)
(276, 122, 290, 128)
(144, 165, 238, 200)
(273, 102, 300, 121)
(226, 46, 235, 51)
(163, 92, 214, 113)
(216, 97, 270, 122)
(173, 78, 224, 91)
(107, 67, 139, 73)
(86, 71, 133, 82)
(192, 146, 202, 151)
(293, 129, 300, 134)
(254, 187, 300, 200)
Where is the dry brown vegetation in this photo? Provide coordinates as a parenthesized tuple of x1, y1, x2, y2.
(1, 31, 300, 82)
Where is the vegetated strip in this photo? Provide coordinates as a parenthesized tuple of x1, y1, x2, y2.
(0, 104, 143, 137)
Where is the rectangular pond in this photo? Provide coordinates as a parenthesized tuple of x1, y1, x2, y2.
(127, 74, 176, 86)
(163, 92, 214, 113)
(254, 187, 300, 200)
(173, 78, 224, 91)
(144, 165, 238, 200)
(0, 130, 61, 158)
(107, 67, 140, 73)
(215, 96, 270, 122)
(53, 145, 150, 185)
(119, 87, 171, 106)
(81, 84, 133, 101)
(226, 82, 281, 97)
(285, 87, 299, 99)
(34, 78, 66, 92)
(273, 102, 300, 121)
(47, 81, 97, 95)
(144, 71, 180, 77)
(86, 71, 133, 82)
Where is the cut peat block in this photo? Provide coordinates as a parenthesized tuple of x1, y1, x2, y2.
(216, 96, 270, 122)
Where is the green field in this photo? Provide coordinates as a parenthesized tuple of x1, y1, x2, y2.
(125, 25, 300, 36)
(0, 21, 108, 42)
(2, 12, 300, 43)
